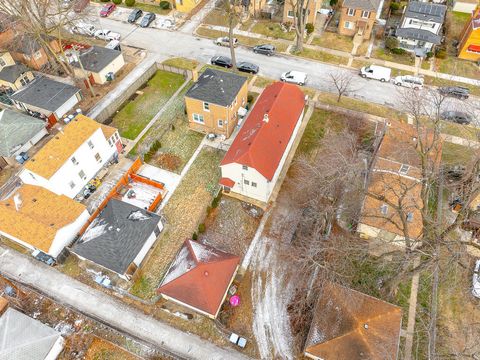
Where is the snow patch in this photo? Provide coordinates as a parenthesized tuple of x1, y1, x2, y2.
(189, 240, 221, 263)
(81, 220, 107, 243)
(127, 210, 151, 221)
(162, 246, 196, 285)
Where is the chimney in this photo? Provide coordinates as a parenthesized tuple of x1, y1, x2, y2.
(263, 113, 269, 123)
(192, 69, 199, 82)
(13, 194, 22, 211)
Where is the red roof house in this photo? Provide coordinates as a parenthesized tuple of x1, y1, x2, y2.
(220, 82, 305, 203)
(157, 240, 240, 318)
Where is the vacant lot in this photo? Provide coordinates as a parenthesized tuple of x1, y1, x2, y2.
(111, 70, 185, 140)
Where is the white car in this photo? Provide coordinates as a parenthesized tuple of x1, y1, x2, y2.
(214, 37, 238, 47)
(94, 29, 121, 41)
(393, 75, 424, 90)
(473, 259, 480, 298)
(280, 71, 307, 86)
(359, 65, 391, 82)
(71, 22, 97, 36)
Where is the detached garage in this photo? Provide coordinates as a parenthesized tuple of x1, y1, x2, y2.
(71, 46, 125, 85)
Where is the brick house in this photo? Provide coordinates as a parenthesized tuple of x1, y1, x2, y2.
(338, 0, 381, 39)
(458, 6, 480, 61)
(9, 34, 61, 71)
(283, 0, 321, 25)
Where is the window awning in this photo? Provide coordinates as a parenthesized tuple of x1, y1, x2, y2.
(467, 44, 480, 53)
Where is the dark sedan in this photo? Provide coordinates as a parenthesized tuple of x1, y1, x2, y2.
(211, 55, 233, 68)
(441, 111, 472, 125)
(253, 44, 275, 56)
(237, 61, 259, 74)
(140, 12, 156, 27)
(438, 86, 470, 100)
(128, 9, 143, 23)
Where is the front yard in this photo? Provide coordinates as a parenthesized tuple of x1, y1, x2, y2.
(310, 32, 353, 53)
(110, 70, 185, 140)
(372, 46, 415, 66)
(250, 22, 295, 41)
(291, 47, 349, 66)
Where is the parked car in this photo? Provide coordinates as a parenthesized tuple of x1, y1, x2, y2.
(94, 29, 121, 41)
(214, 37, 238, 47)
(438, 86, 470, 100)
(211, 55, 233, 68)
(393, 75, 424, 89)
(100, 3, 116, 17)
(71, 22, 96, 36)
(360, 65, 391, 82)
(253, 44, 275, 56)
(441, 110, 472, 125)
(32, 250, 55, 266)
(473, 259, 480, 298)
(280, 71, 307, 85)
(237, 61, 259, 74)
(128, 8, 143, 23)
(140, 12, 156, 27)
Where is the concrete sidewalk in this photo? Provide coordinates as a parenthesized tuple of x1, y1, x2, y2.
(0, 246, 250, 360)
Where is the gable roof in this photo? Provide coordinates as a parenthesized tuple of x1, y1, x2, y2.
(185, 68, 247, 107)
(0, 184, 86, 253)
(0, 109, 46, 157)
(71, 46, 122, 73)
(221, 82, 305, 180)
(396, 28, 442, 44)
(305, 282, 402, 360)
(158, 240, 240, 317)
(404, 1, 446, 23)
(24, 114, 103, 179)
(72, 199, 161, 275)
(0, 308, 63, 360)
(9, 76, 80, 113)
(0, 63, 30, 83)
(342, 0, 381, 12)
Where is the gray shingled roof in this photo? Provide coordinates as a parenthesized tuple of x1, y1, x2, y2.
(185, 68, 247, 107)
(71, 46, 122, 73)
(0, 64, 30, 83)
(404, 1, 446, 23)
(9, 77, 80, 113)
(342, 0, 381, 12)
(72, 199, 161, 275)
(396, 27, 442, 44)
(0, 109, 46, 157)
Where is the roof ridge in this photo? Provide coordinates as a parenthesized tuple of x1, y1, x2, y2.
(186, 239, 200, 264)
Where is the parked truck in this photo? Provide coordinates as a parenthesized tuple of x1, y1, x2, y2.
(359, 65, 391, 82)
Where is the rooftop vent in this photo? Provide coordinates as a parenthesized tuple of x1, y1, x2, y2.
(263, 113, 269, 123)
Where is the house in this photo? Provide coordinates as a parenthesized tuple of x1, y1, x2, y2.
(9, 34, 61, 70)
(9, 76, 82, 127)
(338, 0, 381, 39)
(174, 0, 201, 13)
(19, 114, 121, 199)
(185, 68, 248, 138)
(0, 306, 65, 360)
(220, 82, 305, 204)
(395, 1, 447, 56)
(453, 0, 478, 14)
(0, 109, 48, 164)
(71, 199, 162, 280)
(69, 45, 125, 85)
(0, 12, 15, 47)
(283, 0, 321, 25)
(0, 184, 89, 259)
(458, 6, 480, 61)
(0, 52, 34, 92)
(357, 121, 441, 248)
(158, 240, 240, 319)
(304, 282, 402, 360)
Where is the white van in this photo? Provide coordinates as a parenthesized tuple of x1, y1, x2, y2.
(393, 75, 424, 90)
(280, 71, 307, 86)
(359, 65, 391, 82)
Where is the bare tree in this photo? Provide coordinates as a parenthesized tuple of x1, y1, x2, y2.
(289, 0, 310, 52)
(329, 71, 357, 103)
(223, 0, 242, 70)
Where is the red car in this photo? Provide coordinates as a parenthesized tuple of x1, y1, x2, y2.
(100, 3, 116, 17)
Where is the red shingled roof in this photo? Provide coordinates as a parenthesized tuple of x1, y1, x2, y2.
(157, 240, 240, 317)
(221, 82, 305, 180)
(219, 177, 235, 188)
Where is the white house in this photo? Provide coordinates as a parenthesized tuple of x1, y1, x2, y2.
(0, 184, 89, 259)
(220, 82, 305, 204)
(396, 1, 446, 56)
(19, 114, 121, 199)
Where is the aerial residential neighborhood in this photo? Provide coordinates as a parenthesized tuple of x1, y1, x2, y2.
(0, 0, 479, 359)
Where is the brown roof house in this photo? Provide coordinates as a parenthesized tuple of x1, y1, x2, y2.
(0, 12, 15, 47)
(338, 0, 381, 39)
(9, 34, 61, 71)
(158, 240, 240, 319)
(185, 68, 248, 139)
(357, 121, 441, 250)
(304, 282, 402, 360)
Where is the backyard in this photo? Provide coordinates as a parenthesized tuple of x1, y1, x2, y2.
(110, 70, 186, 140)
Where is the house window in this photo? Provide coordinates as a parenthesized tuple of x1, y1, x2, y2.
(33, 50, 42, 60)
(242, 165, 248, 171)
(71, 156, 78, 165)
(362, 10, 370, 18)
(244, 179, 250, 185)
(88, 140, 94, 149)
(78, 170, 86, 179)
(203, 102, 210, 111)
(193, 113, 204, 124)
(347, 8, 355, 16)
(154, 225, 161, 237)
(407, 212, 414, 222)
(0, 58, 5, 67)
(69, 181, 75, 189)
(19, 76, 31, 87)
(218, 119, 224, 128)
(251, 182, 257, 187)
(380, 204, 388, 215)
(399, 164, 410, 175)
(344, 21, 354, 29)
(287, 10, 294, 18)
(95, 153, 101, 162)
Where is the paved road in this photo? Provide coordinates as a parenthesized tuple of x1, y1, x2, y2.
(0, 246, 250, 360)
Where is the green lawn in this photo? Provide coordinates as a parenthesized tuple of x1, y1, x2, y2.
(435, 57, 480, 79)
(310, 32, 353, 53)
(372, 47, 415, 66)
(423, 76, 480, 97)
(162, 57, 199, 70)
(251, 21, 295, 41)
(111, 70, 185, 140)
(292, 47, 349, 66)
(441, 142, 476, 165)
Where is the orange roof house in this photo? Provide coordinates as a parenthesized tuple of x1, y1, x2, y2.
(458, 7, 480, 62)
(157, 240, 240, 319)
(304, 282, 402, 360)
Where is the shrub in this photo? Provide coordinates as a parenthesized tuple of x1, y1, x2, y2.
(385, 36, 399, 50)
(151, 140, 161, 152)
(305, 23, 314, 34)
(435, 48, 447, 59)
(159, 0, 171, 9)
(329, 0, 337, 6)
(247, 94, 254, 103)
(198, 223, 206, 233)
(211, 192, 222, 208)
(391, 47, 406, 55)
(100, 0, 109, 2)
(192, 232, 198, 240)
(125, 0, 135, 6)
(426, 51, 434, 59)
(112, 0, 122, 4)
(390, 2, 400, 11)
